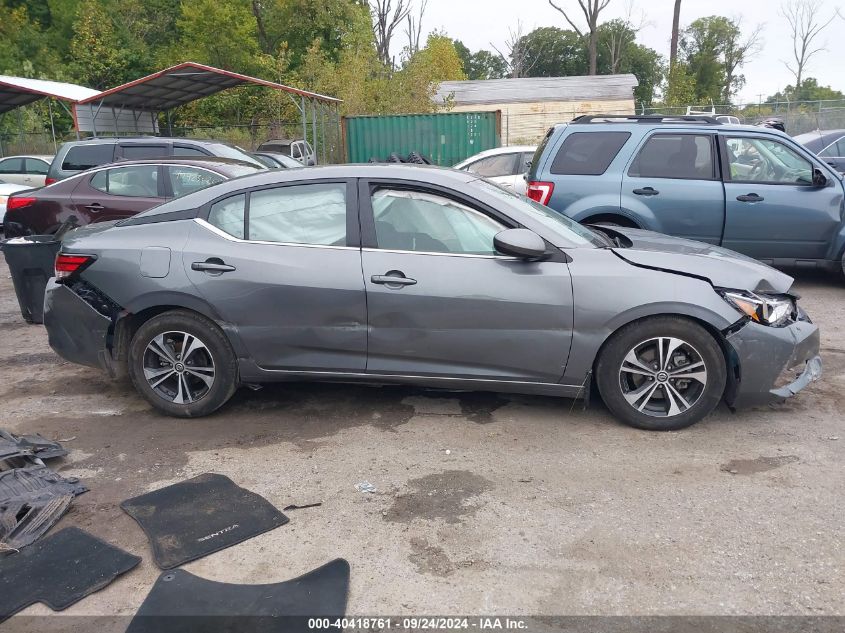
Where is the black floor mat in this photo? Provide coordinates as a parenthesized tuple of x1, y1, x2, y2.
(0, 526, 141, 622)
(121, 473, 289, 569)
(126, 559, 350, 633)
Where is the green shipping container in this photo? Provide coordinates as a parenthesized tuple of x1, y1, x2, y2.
(343, 111, 501, 167)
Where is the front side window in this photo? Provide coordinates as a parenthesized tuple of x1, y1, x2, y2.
(550, 131, 631, 176)
(248, 183, 346, 245)
(819, 137, 845, 158)
(628, 134, 715, 180)
(91, 165, 160, 197)
(372, 188, 505, 255)
(725, 136, 814, 184)
(466, 154, 518, 178)
(208, 194, 245, 239)
(0, 158, 23, 173)
(169, 167, 224, 197)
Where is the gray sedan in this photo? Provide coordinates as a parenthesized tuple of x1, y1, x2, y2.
(43, 165, 821, 430)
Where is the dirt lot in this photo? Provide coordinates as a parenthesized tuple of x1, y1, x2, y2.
(1, 256, 843, 624)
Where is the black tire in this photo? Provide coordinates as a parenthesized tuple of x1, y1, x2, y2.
(127, 310, 238, 418)
(595, 316, 726, 431)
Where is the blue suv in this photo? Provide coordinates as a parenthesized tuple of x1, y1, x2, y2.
(526, 115, 845, 275)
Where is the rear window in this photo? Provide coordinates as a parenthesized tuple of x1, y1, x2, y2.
(550, 131, 630, 176)
(62, 144, 114, 171)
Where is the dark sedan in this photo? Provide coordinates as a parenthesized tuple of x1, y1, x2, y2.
(794, 129, 845, 173)
(3, 158, 262, 237)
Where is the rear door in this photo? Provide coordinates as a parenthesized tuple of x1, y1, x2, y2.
(359, 179, 573, 382)
(621, 132, 724, 244)
(24, 158, 50, 187)
(71, 164, 166, 224)
(183, 180, 367, 371)
(719, 133, 842, 260)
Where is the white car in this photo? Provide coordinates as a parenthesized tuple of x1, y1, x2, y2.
(453, 146, 536, 194)
(0, 181, 32, 228)
(0, 155, 53, 187)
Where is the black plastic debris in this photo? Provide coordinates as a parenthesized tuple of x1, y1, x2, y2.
(0, 429, 67, 470)
(121, 473, 289, 569)
(126, 559, 350, 633)
(0, 526, 140, 623)
(0, 466, 88, 551)
(282, 502, 322, 511)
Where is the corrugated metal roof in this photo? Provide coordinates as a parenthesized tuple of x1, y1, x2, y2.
(437, 74, 638, 106)
(0, 75, 100, 114)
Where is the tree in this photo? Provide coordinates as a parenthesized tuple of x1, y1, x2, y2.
(596, 22, 662, 105)
(176, 0, 262, 72)
(454, 40, 508, 80)
(780, 0, 840, 94)
(680, 16, 759, 104)
(369, 0, 411, 68)
(767, 77, 845, 103)
(69, 0, 133, 88)
(404, 0, 427, 56)
(518, 27, 586, 78)
(670, 0, 681, 68)
(548, 0, 612, 75)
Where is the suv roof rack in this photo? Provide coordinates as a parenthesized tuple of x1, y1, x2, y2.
(570, 114, 723, 125)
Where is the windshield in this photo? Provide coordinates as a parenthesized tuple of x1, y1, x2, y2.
(206, 143, 266, 168)
(474, 179, 603, 247)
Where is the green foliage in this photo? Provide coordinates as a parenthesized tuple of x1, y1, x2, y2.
(519, 27, 587, 78)
(454, 39, 507, 80)
(663, 63, 697, 106)
(767, 78, 845, 103)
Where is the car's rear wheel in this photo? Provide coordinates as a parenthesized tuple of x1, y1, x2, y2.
(128, 310, 238, 418)
(595, 317, 726, 431)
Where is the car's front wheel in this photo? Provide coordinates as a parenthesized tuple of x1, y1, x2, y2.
(127, 310, 238, 418)
(595, 316, 726, 431)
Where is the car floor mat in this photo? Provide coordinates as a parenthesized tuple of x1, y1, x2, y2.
(0, 526, 141, 623)
(120, 473, 289, 569)
(0, 429, 67, 470)
(126, 559, 350, 633)
(0, 466, 88, 550)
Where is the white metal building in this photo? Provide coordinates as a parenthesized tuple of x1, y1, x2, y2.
(436, 74, 638, 144)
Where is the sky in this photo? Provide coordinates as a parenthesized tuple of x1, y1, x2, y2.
(406, 0, 845, 104)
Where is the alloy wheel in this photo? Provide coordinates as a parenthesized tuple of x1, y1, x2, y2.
(618, 336, 708, 418)
(142, 331, 215, 404)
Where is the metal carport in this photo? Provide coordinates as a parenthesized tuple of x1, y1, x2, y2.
(0, 75, 100, 153)
(73, 62, 342, 163)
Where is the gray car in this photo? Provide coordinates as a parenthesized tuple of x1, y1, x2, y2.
(43, 165, 821, 430)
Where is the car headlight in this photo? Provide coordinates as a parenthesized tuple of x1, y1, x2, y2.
(718, 289, 796, 327)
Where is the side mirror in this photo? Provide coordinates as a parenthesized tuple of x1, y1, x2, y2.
(494, 228, 547, 259)
(812, 168, 828, 187)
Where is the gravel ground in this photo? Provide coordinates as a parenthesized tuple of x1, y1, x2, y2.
(0, 256, 842, 626)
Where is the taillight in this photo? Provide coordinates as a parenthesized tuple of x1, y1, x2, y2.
(6, 196, 36, 212)
(44, 177, 57, 186)
(55, 253, 94, 279)
(526, 181, 554, 206)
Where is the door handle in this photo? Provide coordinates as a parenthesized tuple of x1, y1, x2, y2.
(736, 193, 764, 202)
(371, 273, 417, 286)
(85, 203, 104, 211)
(633, 187, 659, 196)
(192, 259, 236, 273)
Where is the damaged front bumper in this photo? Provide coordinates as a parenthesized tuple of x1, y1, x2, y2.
(43, 279, 114, 372)
(725, 311, 822, 408)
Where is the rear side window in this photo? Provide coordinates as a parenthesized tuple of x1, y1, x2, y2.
(208, 194, 246, 239)
(62, 144, 114, 171)
(248, 183, 346, 245)
(550, 131, 630, 175)
(25, 158, 49, 174)
(120, 145, 168, 160)
(820, 137, 845, 158)
(169, 166, 224, 197)
(90, 165, 160, 197)
(628, 134, 715, 180)
(466, 153, 518, 178)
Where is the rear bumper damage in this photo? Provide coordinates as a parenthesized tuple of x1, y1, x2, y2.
(43, 279, 114, 372)
(725, 312, 822, 408)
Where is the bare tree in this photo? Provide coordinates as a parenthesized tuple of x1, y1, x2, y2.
(669, 0, 682, 68)
(722, 19, 764, 102)
(603, 1, 647, 74)
(491, 21, 538, 78)
(548, 0, 612, 75)
(370, 0, 412, 68)
(780, 0, 839, 93)
(404, 0, 428, 57)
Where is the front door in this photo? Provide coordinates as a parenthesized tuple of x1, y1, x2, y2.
(621, 132, 725, 244)
(184, 180, 367, 371)
(359, 181, 573, 383)
(720, 134, 842, 260)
